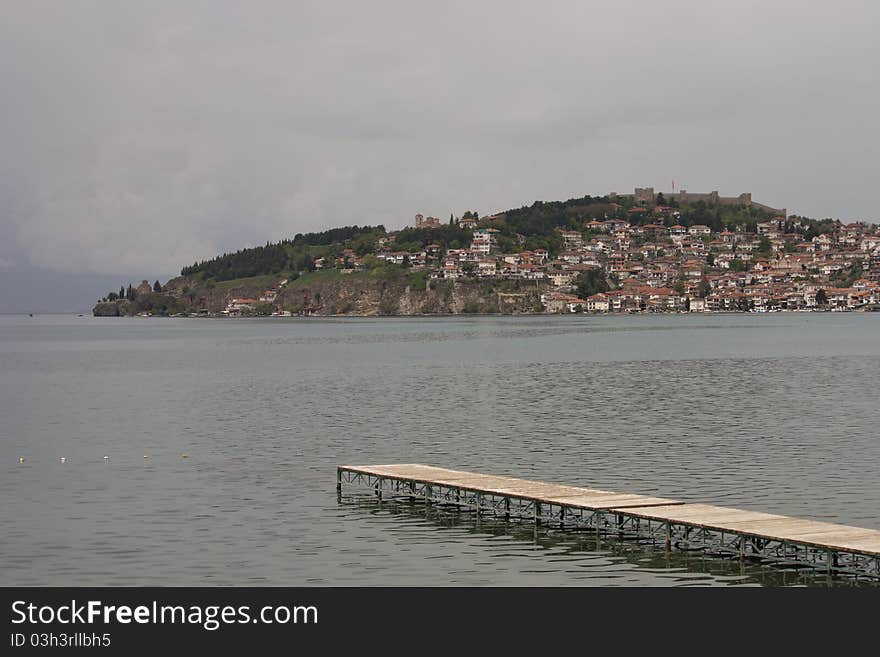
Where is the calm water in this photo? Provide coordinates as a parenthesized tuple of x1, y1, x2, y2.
(1, 313, 879, 587)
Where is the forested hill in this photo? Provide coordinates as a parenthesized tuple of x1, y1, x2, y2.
(174, 193, 825, 285)
(179, 225, 386, 282)
(94, 189, 859, 319)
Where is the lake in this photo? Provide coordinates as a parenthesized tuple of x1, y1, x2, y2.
(1, 313, 878, 586)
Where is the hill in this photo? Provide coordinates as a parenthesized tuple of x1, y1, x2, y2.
(93, 188, 879, 316)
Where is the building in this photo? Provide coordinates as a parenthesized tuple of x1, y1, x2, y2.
(415, 214, 442, 229)
(558, 230, 584, 250)
(540, 292, 584, 313)
(586, 293, 610, 312)
(224, 298, 258, 314)
(471, 228, 499, 254)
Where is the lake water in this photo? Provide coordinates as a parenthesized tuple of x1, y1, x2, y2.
(1, 313, 878, 586)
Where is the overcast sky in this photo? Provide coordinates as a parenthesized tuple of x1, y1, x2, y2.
(1, 1, 878, 312)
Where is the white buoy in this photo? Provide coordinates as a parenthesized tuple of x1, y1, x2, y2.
(143, 455, 149, 459)
(60, 457, 66, 464)
(19, 457, 25, 464)
(181, 453, 188, 459)
(103, 455, 109, 461)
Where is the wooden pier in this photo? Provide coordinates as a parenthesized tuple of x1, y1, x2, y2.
(337, 464, 880, 579)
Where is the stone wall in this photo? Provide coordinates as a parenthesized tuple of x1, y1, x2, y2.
(621, 187, 785, 216)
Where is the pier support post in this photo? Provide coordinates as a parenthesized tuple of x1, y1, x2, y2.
(336, 468, 342, 497)
(534, 502, 542, 527)
(665, 523, 671, 551)
(504, 497, 510, 520)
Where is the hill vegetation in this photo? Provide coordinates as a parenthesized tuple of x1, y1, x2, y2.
(169, 196, 808, 287)
(179, 225, 385, 282)
(95, 188, 875, 317)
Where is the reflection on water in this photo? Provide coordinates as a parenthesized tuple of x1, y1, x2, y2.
(1, 313, 878, 586)
(340, 496, 878, 588)
(227, 320, 764, 346)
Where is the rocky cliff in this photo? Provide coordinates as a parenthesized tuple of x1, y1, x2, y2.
(94, 272, 548, 316)
(93, 299, 133, 316)
(277, 276, 545, 315)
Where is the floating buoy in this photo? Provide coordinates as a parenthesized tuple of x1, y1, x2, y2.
(19, 457, 25, 464)
(60, 457, 66, 464)
(103, 455, 109, 461)
(143, 455, 149, 459)
(181, 453, 188, 459)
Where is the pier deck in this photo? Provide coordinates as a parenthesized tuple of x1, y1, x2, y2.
(337, 464, 880, 579)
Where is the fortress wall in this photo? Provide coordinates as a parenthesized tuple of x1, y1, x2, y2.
(620, 188, 785, 216)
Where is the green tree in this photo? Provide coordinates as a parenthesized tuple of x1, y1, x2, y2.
(816, 288, 827, 306)
(575, 269, 609, 299)
(757, 237, 773, 257)
(252, 301, 274, 316)
(496, 234, 517, 253)
(830, 259, 864, 287)
(293, 252, 315, 272)
(698, 276, 712, 298)
(153, 280, 162, 292)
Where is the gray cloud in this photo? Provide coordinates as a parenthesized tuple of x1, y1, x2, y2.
(1, 0, 877, 302)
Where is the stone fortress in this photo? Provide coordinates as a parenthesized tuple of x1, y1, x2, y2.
(612, 187, 786, 217)
(414, 214, 443, 229)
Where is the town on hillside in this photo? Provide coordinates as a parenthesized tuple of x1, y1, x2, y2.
(98, 187, 880, 316)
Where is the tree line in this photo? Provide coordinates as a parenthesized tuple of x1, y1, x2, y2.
(180, 226, 384, 281)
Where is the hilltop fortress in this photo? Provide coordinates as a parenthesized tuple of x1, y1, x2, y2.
(611, 187, 786, 217)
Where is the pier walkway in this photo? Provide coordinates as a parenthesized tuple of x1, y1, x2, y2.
(338, 464, 880, 579)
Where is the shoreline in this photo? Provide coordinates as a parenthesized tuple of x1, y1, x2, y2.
(88, 307, 880, 319)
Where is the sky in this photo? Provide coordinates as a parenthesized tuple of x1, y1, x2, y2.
(1, 1, 878, 312)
